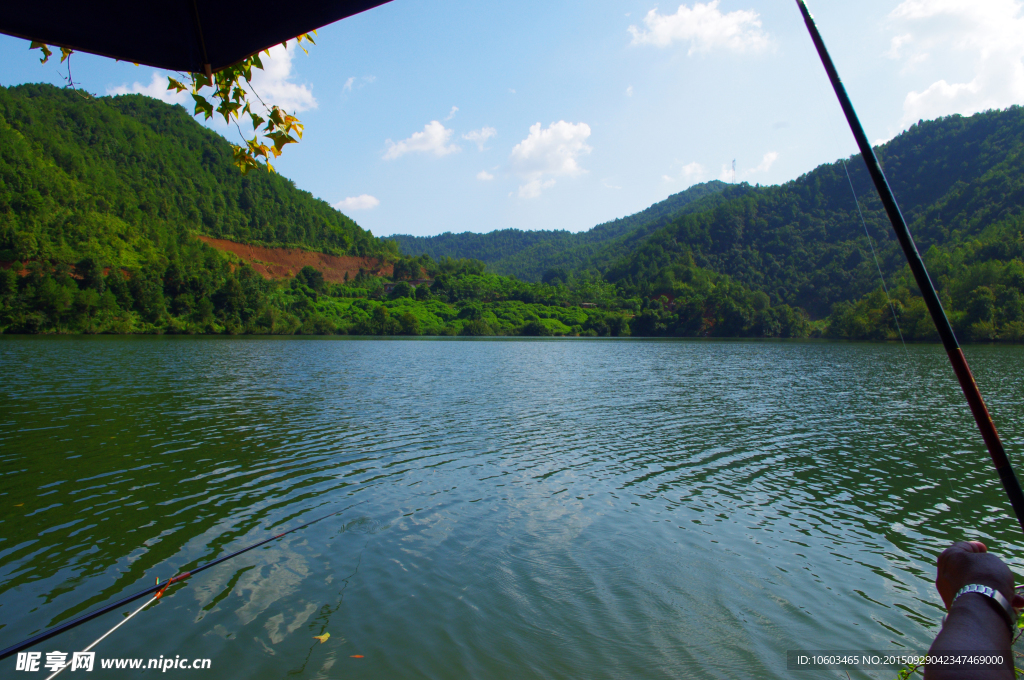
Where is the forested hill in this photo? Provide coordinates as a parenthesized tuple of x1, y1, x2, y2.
(389, 180, 729, 281)
(0, 83, 386, 267)
(596, 107, 1024, 317)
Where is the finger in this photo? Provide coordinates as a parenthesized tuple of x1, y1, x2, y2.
(967, 541, 988, 553)
(1013, 594, 1024, 610)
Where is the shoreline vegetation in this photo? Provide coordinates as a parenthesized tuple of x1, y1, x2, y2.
(3, 84, 1024, 342)
(1, 249, 1022, 342)
(0, 254, 809, 339)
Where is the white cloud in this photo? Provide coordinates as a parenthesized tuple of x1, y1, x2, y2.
(110, 47, 314, 121)
(108, 72, 190, 106)
(886, 33, 913, 59)
(342, 75, 375, 94)
(511, 121, 591, 176)
(444, 106, 459, 121)
(463, 126, 497, 150)
(628, 1, 771, 54)
(719, 163, 735, 182)
(889, 0, 1024, 126)
(518, 178, 557, 199)
(510, 121, 592, 199)
(663, 161, 706, 184)
(682, 161, 705, 181)
(334, 194, 380, 211)
(246, 44, 317, 112)
(477, 170, 494, 181)
(748, 151, 778, 174)
(626, 85, 634, 97)
(384, 121, 461, 160)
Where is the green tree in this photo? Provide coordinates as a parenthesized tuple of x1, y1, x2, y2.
(398, 311, 420, 335)
(214, 276, 245, 317)
(130, 270, 167, 322)
(461, 318, 493, 336)
(75, 258, 105, 293)
(72, 288, 100, 328)
(519, 319, 551, 336)
(296, 266, 325, 293)
(967, 286, 996, 324)
(389, 281, 413, 299)
(372, 305, 390, 335)
(0, 268, 16, 298)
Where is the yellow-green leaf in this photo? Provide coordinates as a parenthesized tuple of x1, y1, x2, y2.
(30, 42, 53, 64)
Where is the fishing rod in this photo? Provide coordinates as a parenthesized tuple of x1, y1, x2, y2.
(794, 0, 1024, 535)
(0, 506, 350, 661)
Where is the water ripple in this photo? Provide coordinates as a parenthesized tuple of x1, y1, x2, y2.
(2, 337, 1024, 678)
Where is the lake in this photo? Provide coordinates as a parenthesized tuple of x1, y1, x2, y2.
(2, 336, 1024, 679)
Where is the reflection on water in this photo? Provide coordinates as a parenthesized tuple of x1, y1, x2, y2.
(2, 337, 1024, 679)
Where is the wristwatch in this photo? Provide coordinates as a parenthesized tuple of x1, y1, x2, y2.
(953, 584, 1018, 633)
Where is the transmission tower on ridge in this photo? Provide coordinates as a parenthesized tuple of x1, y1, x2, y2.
(732, 159, 737, 183)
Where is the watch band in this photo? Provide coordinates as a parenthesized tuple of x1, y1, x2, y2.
(954, 584, 1018, 632)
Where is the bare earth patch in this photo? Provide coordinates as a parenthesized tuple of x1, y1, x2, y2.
(196, 236, 393, 283)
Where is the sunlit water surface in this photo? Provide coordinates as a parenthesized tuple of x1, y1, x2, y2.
(3, 337, 1024, 679)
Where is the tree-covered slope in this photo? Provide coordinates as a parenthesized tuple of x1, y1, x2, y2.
(595, 107, 1024, 317)
(0, 83, 386, 268)
(389, 180, 729, 281)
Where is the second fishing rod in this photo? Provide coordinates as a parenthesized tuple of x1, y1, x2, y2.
(0, 505, 356, 662)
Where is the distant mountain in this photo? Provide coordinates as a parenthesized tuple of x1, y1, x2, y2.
(596, 107, 1024, 317)
(389, 180, 729, 281)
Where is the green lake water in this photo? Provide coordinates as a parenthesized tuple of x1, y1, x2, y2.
(3, 336, 1024, 678)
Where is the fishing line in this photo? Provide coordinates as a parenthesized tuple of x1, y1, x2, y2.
(840, 158, 969, 532)
(806, 8, 968, 534)
(43, 594, 161, 680)
(805, 49, 906, 350)
(290, 532, 372, 675)
(840, 159, 909, 349)
(803, 46, 905, 352)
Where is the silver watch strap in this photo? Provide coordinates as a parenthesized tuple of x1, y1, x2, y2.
(954, 584, 1018, 632)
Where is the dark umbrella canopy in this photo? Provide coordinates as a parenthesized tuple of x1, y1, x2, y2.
(0, 0, 392, 74)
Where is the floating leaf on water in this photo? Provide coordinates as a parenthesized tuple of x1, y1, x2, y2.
(350, 655, 364, 658)
(313, 633, 330, 644)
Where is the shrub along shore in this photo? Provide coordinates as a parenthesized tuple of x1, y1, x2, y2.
(0, 253, 813, 339)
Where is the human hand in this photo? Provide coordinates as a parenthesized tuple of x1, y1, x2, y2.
(935, 541, 1024, 610)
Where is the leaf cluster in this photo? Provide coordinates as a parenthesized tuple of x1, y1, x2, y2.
(31, 34, 316, 174)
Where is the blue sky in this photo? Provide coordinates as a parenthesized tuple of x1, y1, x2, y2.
(2, 0, 1023, 238)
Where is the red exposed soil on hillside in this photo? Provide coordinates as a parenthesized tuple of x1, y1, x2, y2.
(0, 262, 29, 276)
(196, 236, 393, 283)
